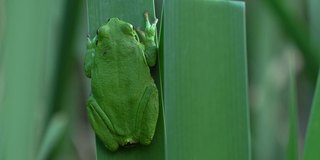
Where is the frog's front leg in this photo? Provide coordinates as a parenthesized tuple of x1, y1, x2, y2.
(85, 36, 96, 78)
(86, 95, 119, 151)
(136, 12, 158, 67)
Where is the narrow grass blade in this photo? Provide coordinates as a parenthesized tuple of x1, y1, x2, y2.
(303, 0, 320, 159)
(287, 54, 298, 160)
(164, 1, 250, 159)
(246, 1, 291, 159)
(247, 1, 287, 159)
(86, 0, 165, 159)
(49, 0, 83, 118)
(303, 71, 320, 160)
(37, 113, 68, 160)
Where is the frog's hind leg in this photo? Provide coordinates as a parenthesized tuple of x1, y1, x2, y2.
(86, 96, 119, 151)
(137, 85, 159, 145)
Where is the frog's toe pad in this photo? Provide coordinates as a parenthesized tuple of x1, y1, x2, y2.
(140, 138, 152, 145)
(105, 143, 119, 152)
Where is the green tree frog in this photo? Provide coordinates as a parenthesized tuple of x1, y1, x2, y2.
(85, 12, 159, 151)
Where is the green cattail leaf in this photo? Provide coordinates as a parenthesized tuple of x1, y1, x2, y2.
(0, 0, 48, 159)
(163, 1, 250, 159)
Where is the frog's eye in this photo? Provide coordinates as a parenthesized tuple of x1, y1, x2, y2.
(134, 33, 140, 42)
(121, 24, 134, 36)
(129, 24, 133, 29)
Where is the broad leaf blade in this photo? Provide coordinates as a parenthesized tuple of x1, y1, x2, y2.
(0, 0, 49, 159)
(164, 1, 250, 159)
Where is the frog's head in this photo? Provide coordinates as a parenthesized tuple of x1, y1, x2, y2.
(97, 18, 135, 40)
(94, 18, 138, 58)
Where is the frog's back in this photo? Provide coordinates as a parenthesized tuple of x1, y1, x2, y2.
(91, 39, 154, 138)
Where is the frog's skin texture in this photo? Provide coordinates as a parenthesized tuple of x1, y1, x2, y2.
(85, 13, 159, 152)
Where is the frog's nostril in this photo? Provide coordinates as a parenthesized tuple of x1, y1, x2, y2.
(107, 18, 111, 22)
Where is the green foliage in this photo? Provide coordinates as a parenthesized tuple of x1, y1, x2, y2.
(308, 0, 320, 44)
(37, 113, 68, 160)
(303, 72, 320, 160)
(263, 0, 320, 81)
(163, 1, 250, 159)
(287, 55, 298, 160)
(1, 0, 320, 159)
(303, 1, 320, 158)
(0, 0, 49, 159)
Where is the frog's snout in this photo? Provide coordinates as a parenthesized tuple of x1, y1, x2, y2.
(106, 17, 120, 24)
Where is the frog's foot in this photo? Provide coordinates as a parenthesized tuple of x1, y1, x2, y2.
(86, 96, 119, 151)
(135, 12, 158, 67)
(139, 84, 159, 145)
(87, 35, 97, 49)
(143, 11, 158, 40)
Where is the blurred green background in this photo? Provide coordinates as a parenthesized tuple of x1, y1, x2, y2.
(0, 0, 319, 159)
